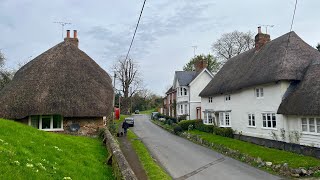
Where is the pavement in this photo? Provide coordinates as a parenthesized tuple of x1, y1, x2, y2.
(131, 114, 283, 180)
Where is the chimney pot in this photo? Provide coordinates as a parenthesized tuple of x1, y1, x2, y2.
(73, 30, 77, 38)
(258, 26, 262, 34)
(66, 30, 70, 38)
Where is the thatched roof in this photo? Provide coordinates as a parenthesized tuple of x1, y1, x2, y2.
(200, 32, 320, 97)
(278, 59, 320, 115)
(0, 39, 114, 119)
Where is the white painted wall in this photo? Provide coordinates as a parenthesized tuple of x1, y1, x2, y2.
(201, 81, 291, 140)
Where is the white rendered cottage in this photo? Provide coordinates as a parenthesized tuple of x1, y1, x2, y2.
(173, 60, 213, 120)
(200, 27, 320, 147)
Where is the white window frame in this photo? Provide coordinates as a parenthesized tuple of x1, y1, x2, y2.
(180, 104, 183, 114)
(255, 88, 264, 98)
(183, 88, 187, 96)
(248, 113, 256, 127)
(219, 112, 231, 127)
(184, 104, 188, 114)
(205, 112, 214, 125)
(208, 97, 213, 103)
(225, 95, 231, 101)
(180, 87, 183, 96)
(262, 113, 276, 129)
(28, 115, 64, 131)
(301, 117, 320, 134)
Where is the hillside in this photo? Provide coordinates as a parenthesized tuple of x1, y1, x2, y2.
(0, 119, 114, 180)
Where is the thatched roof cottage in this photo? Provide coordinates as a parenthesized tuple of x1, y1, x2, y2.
(199, 27, 320, 147)
(0, 30, 114, 135)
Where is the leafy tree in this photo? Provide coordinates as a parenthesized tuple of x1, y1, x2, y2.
(183, 54, 221, 74)
(316, 43, 320, 52)
(212, 30, 254, 62)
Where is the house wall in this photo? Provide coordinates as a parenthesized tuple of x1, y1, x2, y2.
(201, 81, 291, 140)
(286, 115, 320, 148)
(189, 71, 212, 120)
(18, 116, 104, 136)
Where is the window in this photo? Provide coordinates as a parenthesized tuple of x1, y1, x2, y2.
(262, 113, 276, 128)
(180, 87, 183, 96)
(184, 104, 188, 114)
(301, 118, 320, 133)
(255, 88, 264, 98)
(207, 113, 213, 124)
(180, 105, 183, 114)
(225, 95, 231, 101)
(248, 114, 255, 127)
(209, 97, 213, 103)
(29, 115, 63, 131)
(184, 88, 187, 96)
(219, 112, 231, 127)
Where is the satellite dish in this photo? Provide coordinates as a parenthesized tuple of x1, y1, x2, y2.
(69, 123, 80, 132)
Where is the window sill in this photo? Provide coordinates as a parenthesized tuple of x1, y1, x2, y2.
(247, 126, 256, 128)
(261, 127, 277, 130)
(219, 125, 231, 128)
(41, 128, 64, 132)
(301, 132, 320, 136)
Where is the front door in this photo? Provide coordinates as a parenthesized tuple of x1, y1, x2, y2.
(196, 107, 201, 119)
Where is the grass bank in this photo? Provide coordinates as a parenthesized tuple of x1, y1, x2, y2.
(0, 119, 114, 180)
(140, 108, 156, 115)
(189, 130, 320, 169)
(127, 129, 171, 180)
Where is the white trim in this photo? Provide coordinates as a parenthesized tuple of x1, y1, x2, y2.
(189, 68, 213, 86)
(189, 101, 201, 103)
(29, 115, 64, 131)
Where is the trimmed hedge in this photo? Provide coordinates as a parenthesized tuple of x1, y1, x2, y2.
(213, 127, 234, 138)
(172, 123, 183, 135)
(194, 122, 214, 133)
(178, 120, 197, 130)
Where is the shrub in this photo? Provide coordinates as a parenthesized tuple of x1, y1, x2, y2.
(172, 124, 183, 135)
(108, 123, 117, 135)
(178, 120, 197, 130)
(194, 122, 214, 133)
(178, 115, 187, 122)
(188, 124, 194, 131)
(164, 119, 173, 126)
(213, 127, 234, 138)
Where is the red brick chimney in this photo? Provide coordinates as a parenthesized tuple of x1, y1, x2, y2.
(255, 26, 270, 51)
(64, 30, 79, 47)
(194, 58, 208, 72)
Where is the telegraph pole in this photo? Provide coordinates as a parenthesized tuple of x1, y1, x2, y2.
(54, 21, 72, 39)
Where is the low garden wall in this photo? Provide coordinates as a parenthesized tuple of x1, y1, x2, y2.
(103, 128, 137, 180)
(234, 134, 320, 159)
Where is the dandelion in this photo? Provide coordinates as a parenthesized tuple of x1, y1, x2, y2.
(13, 161, 20, 166)
(26, 163, 34, 168)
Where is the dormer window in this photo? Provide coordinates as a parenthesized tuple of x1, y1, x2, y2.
(184, 88, 187, 96)
(225, 95, 231, 101)
(209, 97, 213, 103)
(255, 88, 264, 98)
(180, 87, 183, 96)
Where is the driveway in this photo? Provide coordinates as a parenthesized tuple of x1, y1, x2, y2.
(131, 114, 283, 180)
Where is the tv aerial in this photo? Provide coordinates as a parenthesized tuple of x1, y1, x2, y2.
(54, 21, 72, 39)
(259, 24, 274, 34)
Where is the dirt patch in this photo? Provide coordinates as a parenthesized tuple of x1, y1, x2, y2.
(118, 133, 148, 180)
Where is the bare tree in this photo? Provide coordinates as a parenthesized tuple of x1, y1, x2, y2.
(0, 51, 14, 90)
(113, 56, 142, 114)
(212, 31, 254, 62)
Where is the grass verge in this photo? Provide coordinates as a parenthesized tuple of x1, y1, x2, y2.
(127, 129, 171, 180)
(140, 109, 157, 115)
(0, 119, 114, 180)
(189, 130, 320, 169)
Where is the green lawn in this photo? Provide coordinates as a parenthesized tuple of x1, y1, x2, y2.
(127, 130, 171, 180)
(189, 130, 320, 169)
(0, 119, 114, 180)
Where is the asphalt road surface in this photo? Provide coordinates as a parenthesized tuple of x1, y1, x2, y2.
(131, 114, 283, 180)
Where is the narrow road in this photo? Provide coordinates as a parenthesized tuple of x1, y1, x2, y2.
(131, 114, 282, 180)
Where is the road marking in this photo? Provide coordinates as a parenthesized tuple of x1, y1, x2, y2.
(175, 157, 225, 180)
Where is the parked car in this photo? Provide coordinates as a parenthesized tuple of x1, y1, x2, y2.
(151, 112, 159, 120)
(134, 110, 140, 114)
(124, 117, 134, 127)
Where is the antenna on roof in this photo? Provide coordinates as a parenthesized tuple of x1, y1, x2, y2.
(191, 45, 197, 57)
(53, 21, 72, 39)
(258, 24, 274, 34)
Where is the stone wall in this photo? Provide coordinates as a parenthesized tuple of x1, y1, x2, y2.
(63, 117, 104, 136)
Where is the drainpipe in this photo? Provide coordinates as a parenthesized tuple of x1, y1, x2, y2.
(188, 86, 191, 120)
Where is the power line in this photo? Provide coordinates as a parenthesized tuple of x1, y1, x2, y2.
(286, 0, 298, 47)
(124, 0, 147, 61)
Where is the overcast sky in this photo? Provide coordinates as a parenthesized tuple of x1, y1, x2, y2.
(0, 0, 319, 95)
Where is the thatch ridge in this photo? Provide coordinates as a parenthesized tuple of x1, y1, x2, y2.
(0, 41, 113, 119)
(200, 32, 320, 97)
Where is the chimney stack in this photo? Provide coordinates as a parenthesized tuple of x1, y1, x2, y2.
(255, 26, 270, 51)
(194, 58, 208, 72)
(64, 30, 79, 47)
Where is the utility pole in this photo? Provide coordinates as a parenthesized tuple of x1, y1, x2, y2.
(54, 21, 72, 39)
(112, 73, 116, 122)
(130, 87, 133, 114)
(191, 45, 197, 57)
(259, 24, 274, 34)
